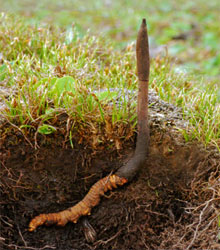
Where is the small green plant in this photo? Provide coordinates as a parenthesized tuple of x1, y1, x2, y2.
(38, 124, 57, 135)
(218, 216, 220, 240)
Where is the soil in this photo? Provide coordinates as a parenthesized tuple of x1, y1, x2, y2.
(1, 130, 220, 250)
(1, 95, 220, 250)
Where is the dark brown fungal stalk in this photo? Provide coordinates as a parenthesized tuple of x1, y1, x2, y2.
(116, 18, 149, 180)
(28, 18, 149, 232)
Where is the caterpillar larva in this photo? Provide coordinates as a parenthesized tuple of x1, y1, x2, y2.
(29, 175, 127, 231)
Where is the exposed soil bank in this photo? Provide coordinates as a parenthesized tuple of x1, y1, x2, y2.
(1, 128, 220, 250)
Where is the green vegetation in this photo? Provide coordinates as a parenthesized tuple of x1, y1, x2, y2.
(0, 13, 138, 150)
(0, 0, 219, 149)
(0, 0, 219, 76)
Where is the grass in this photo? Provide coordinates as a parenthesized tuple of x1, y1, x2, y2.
(0, 4, 219, 150)
(0, 13, 138, 150)
(151, 56, 220, 146)
(0, 0, 219, 77)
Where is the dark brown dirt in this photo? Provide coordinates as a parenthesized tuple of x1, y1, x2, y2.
(1, 129, 220, 250)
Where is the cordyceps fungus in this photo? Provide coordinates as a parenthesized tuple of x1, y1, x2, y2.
(116, 18, 150, 180)
(29, 18, 150, 234)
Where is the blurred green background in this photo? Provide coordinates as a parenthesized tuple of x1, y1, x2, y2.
(0, 0, 219, 77)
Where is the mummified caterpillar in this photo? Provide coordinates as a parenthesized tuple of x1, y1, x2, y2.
(29, 174, 127, 231)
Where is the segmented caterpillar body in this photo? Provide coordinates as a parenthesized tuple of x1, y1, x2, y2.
(29, 175, 127, 231)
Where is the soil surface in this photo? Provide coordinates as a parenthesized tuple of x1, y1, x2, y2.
(1, 94, 220, 249)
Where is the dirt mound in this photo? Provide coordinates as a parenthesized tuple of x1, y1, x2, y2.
(1, 128, 220, 250)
